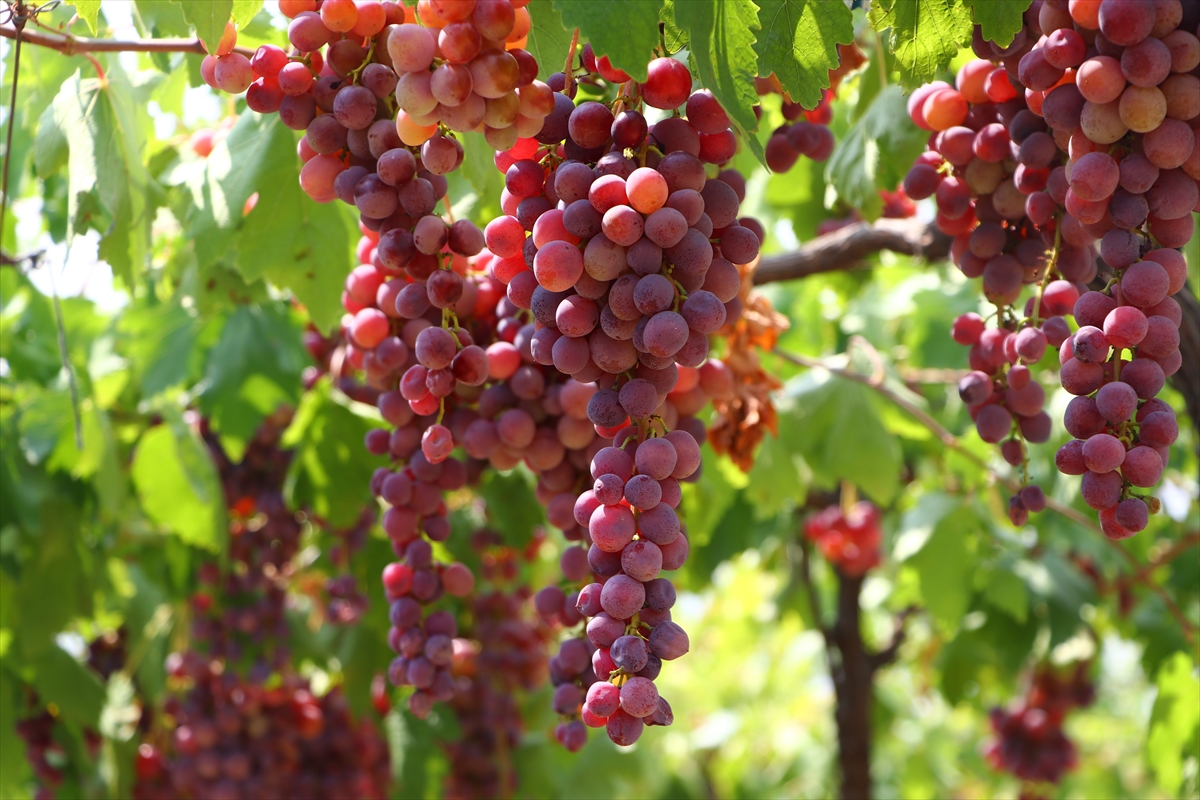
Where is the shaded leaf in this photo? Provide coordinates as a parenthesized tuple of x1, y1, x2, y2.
(982, 568, 1028, 623)
(131, 414, 226, 552)
(675, 0, 763, 159)
(119, 302, 202, 397)
(555, 0, 663, 82)
(199, 305, 306, 445)
(906, 505, 977, 635)
(744, 426, 807, 519)
(779, 370, 902, 504)
(679, 447, 741, 547)
(478, 468, 545, 548)
(826, 84, 928, 220)
(458, 131, 504, 224)
(659, 0, 688, 53)
(14, 500, 91, 658)
(283, 381, 384, 527)
(754, 0, 854, 110)
(31, 645, 106, 727)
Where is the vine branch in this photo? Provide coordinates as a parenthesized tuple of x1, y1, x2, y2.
(0, 23, 254, 56)
(754, 218, 1199, 440)
(772, 346, 1198, 646)
(753, 217, 952, 285)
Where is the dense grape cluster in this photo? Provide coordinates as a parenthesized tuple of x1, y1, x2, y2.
(804, 501, 883, 576)
(14, 704, 99, 800)
(472, 46, 772, 749)
(120, 405, 392, 799)
(320, 34, 763, 739)
(907, 0, 1196, 530)
(147, 657, 389, 800)
(386, 0, 549, 151)
(194, 409, 314, 667)
(221, 0, 790, 749)
(985, 662, 1095, 794)
(443, 534, 552, 798)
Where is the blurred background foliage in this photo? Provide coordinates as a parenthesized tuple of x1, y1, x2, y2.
(0, 1, 1197, 799)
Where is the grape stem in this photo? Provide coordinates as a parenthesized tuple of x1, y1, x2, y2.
(773, 346, 1199, 647)
(346, 37, 378, 85)
(1030, 221, 1062, 330)
(839, 479, 857, 516)
(563, 27, 579, 96)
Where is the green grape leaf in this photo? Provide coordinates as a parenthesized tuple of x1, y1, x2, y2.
(754, 0, 854, 110)
(121, 566, 171, 705)
(43, 69, 154, 285)
(826, 84, 928, 220)
(963, 0, 1031, 48)
(659, 0, 688, 52)
(131, 413, 226, 552)
(232, 116, 357, 333)
(524, 0, 574, 81)
(199, 305, 307, 446)
(981, 568, 1028, 623)
(867, 0, 972, 89)
(184, 110, 282, 270)
(679, 447, 742, 547)
(906, 505, 978, 635)
(68, 1, 102, 35)
(1147, 653, 1200, 793)
(31, 645, 107, 727)
(779, 370, 902, 505)
(675, 0, 763, 153)
(119, 302, 202, 398)
(478, 469, 544, 548)
(13, 500, 92, 658)
(554, 0, 663, 83)
(175, 0, 234, 54)
(744, 422, 807, 519)
(458, 131, 505, 223)
(0, 665, 23, 798)
(282, 380, 384, 527)
(231, 0, 264, 28)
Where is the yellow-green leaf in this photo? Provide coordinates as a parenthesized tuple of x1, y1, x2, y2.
(867, 0, 972, 89)
(754, 0, 854, 110)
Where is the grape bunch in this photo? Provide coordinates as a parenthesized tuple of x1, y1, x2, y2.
(149, 658, 390, 800)
(14, 703, 102, 800)
(904, 58, 1068, 523)
(1054, 252, 1184, 537)
(204, 0, 508, 342)
(804, 501, 883, 576)
(905, 0, 1197, 530)
(443, 534, 553, 799)
(763, 88, 837, 173)
(336, 36, 758, 737)
(321, 507, 376, 625)
(475, 48, 769, 749)
(985, 662, 1095, 794)
(1028, 0, 1195, 538)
